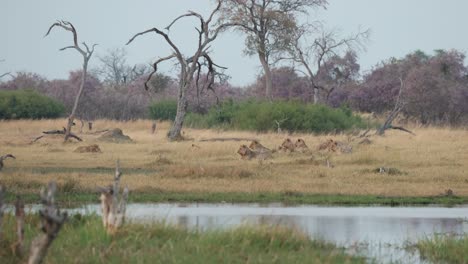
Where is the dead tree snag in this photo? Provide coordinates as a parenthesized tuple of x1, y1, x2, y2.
(45, 20, 97, 142)
(98, 160, 129, 234)
(377, 78, 415, 136)
(127, 0, 230, 141)
(28, 182, 67, 264)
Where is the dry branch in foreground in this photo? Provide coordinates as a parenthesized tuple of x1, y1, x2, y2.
(98, 160, 129, 234)
(28, 182, 68, 264)
(12, 197, 25, 256)
(0, 185, 4, 241)
(0, 154, 16, 170)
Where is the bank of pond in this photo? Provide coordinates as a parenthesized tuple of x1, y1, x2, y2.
(2, 203, 468, 263)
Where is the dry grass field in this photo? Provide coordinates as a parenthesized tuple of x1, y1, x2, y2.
(1, 119, 468, 199)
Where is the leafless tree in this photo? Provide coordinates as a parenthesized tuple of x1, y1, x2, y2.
(45, 20, 97, 142)
(127, 0, 230, 140)
(286, 25, 369, 103)
(220, 0, 328, 100)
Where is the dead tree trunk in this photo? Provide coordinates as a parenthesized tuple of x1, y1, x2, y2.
(12, 197, 25, 256)
(377, 78, 415, 136)
(28, 182, 67, 264)
(98, 160, 129, 234)
(45, 20, 96, 142)
(127, 0, 229, 141)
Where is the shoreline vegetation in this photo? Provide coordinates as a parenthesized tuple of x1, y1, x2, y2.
(2, 191, 466, 207)
(0, 214, 367, 263)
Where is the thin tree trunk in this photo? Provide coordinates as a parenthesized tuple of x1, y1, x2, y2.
(313, 87, 319, 104)
(65, 61, 88, 141)
(258, 53, 272, 100)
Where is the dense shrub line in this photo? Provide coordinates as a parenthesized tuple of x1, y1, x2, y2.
(184, 100, 365, 133)
(0, 89, 65, 119)
(148, 99, 178, 121)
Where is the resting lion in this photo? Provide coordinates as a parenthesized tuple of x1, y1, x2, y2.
(238, 145, 271, 160)
(279, 138, 295, 152)
(318, 139, 352, 154)
(295, 138, 310, 153)
(74, 144, 102, 153)
(249, 140, 272, 153)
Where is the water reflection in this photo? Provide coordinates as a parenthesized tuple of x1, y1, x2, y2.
(71, 203, 468, 264)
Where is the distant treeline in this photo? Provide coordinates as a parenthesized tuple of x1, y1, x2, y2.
(1, 49, 468, 125)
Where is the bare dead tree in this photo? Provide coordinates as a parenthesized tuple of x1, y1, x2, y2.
(377, 78, 415, 136)
(28, 181, 67, 264)
(286, 25, 369, 104)
(45, 20, 97, 142)
(274, 118, 288, 134)
(127, 0, 230, 141)
(98, 160, 129, 234)
(0, 72, 14, 79)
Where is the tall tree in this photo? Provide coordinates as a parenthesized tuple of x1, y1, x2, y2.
(45, 20, 97, 141)
(127, 0, 230, 141)
(287, 26, 368, 104)
(220, 0, 328, 100)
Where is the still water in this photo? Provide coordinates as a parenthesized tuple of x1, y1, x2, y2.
(70, 203, 468, 264)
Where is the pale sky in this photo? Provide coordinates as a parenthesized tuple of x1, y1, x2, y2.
(1, 0, 467, 86)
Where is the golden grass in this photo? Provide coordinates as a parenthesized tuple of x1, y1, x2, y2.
(1, 119, 468, 197)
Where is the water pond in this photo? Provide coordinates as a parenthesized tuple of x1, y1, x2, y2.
(64, 203, 468, 263)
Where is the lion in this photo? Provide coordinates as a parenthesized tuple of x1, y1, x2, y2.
(74, 144, 102, 153)
(249, 140, 272, 153)
(237, 145, 271, 160)
(318, 139, 352, 154)
(295, 138, 310, 153)
(279, 138, 295, 152)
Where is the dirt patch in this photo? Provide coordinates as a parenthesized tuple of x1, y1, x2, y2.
(97, 128, 133, 143)
(74, 144, 102, 153)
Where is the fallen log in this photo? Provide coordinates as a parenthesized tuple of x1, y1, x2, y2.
(31, 128, 83, 143)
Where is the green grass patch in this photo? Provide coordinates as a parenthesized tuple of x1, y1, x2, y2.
(416, 234, 468, 264)
(0, 215, 366, 264)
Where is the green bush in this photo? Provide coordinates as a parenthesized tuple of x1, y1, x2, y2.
(0, 89, 65, 119)
(186, 100, 364, 133)
(148, 100, 178, 121)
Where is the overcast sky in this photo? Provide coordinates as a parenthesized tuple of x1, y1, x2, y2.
(1, 0, 467, 86)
